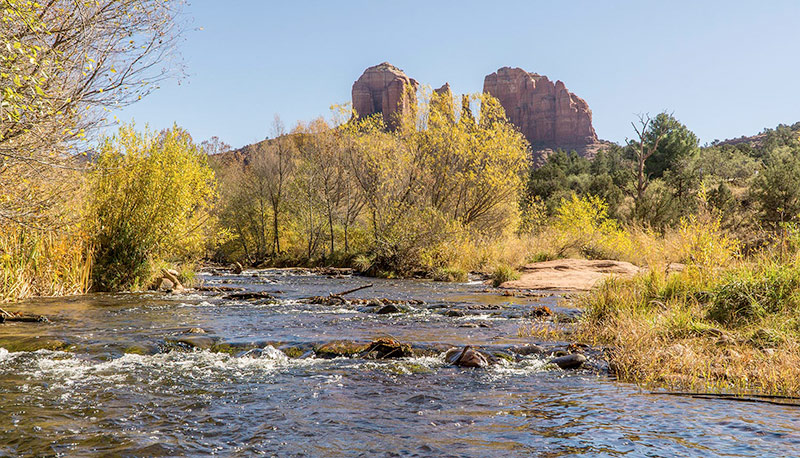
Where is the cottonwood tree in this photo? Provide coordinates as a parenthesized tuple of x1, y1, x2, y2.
(1, 0, 184, 226)
(264, 116, 296, 254)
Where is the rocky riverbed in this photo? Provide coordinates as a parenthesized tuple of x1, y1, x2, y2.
(0, 268, 799, 456)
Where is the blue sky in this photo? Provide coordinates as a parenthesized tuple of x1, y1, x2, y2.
(112, 0, 800, 149)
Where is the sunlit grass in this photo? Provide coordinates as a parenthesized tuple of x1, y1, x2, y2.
(0, 226, 91, 302)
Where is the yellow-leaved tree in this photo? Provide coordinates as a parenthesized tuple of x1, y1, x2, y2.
(88, 124, 216, 291)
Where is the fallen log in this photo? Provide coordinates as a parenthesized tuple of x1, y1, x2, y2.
(330, 284, 373, 297)
(0, 308, 50, 323)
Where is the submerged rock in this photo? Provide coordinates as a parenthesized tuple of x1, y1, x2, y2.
(173, 336, 216, 350)
(525, 305, 553, 319)
(550, 353, 587, 370)
(445, 346, 490, 368)
(374, 304, 408, 314)
(362, 338, 413, 359)
(511, 344, 545, 356)
(314, 340, 369, 358)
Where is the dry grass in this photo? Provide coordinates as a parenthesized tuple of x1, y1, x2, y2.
(0, 225, 92, 302)
(575, 263, 800, 395)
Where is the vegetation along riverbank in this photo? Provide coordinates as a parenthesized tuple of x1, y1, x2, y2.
(5, 0, 800, 397)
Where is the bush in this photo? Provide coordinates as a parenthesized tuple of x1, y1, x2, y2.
(432, 267, 468, 282)
(491, 264, 520, 287)
(707, 263, 800, 326)
(552, 193, 633, 260)
(88, 124, 216, 291)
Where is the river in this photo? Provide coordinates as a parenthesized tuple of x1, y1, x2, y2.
(0, 269, 798, 457)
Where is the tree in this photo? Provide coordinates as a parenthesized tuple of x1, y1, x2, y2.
(643, 113, 699, 179)
(1, 0, 184, 161)
(1, 0, 184, 232)
(264, 116, 296, 254)
(88, 124, 216, 291)
(751, 146, 800, 229)
(628, 112, 679, 220)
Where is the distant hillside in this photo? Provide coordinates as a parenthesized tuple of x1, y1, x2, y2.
(711, 121, 800, 151)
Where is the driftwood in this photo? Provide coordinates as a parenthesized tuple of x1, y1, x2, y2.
(196, 285, 245, 293)
(303, 284, 374, 306)
(223, 291, 275, 301)
(657, 391, 800, 407)
(331, 284, 373, 297)
(0, 307, 49, 323)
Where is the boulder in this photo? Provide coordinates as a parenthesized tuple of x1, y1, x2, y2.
(314, 340, 368, 358)
(362, 338, 413, 359)
(352, 62, 419, 130)
(445, 346, 490, 368)
(375, 304, 405, 314)
(156, 268, 184, 293)
(174, 335, 216, 350)
(511, 344, 545, 356)
(550, 353, 587, 370)
(158, 278, 175, 291)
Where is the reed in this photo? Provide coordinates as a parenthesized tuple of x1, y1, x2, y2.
(0, 225, 91, 302)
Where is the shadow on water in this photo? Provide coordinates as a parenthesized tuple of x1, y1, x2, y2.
(1, 269, 800, 456)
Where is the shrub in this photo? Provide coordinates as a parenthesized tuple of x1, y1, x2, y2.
(552, 194, 633, 260)
(432, 267, 468, 282)
(88, 124, 216, 291)
(491, 264, 520, 287)
(707, 263, 800, 326)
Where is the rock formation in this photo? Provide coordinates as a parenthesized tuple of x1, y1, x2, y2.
(483, 67, 601, 161)
(352, 62, 418, 129)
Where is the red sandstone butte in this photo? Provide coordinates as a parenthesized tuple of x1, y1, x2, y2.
(352, 62, 418, 129)
(483, 67, 598, 155)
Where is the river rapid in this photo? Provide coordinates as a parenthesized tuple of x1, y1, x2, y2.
(1, 269, 799, 457)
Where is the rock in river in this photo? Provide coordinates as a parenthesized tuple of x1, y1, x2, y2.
(173, 336, 216, 350)
(445, 346, 490, 368)
(550, 353, 587, 370)
(362, 338, 413, 359)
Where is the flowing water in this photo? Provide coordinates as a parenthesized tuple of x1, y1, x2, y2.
(1, 269, 800, 457)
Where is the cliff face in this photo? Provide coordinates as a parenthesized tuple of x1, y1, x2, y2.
(350, 63, 604, 164)
(351, 62, 419, 129)
(483, 67, 597, 149)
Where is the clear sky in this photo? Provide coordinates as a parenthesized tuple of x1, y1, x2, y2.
(112, 0, 800, 149)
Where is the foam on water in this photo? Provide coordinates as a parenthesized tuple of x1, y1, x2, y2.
(0, 345, 321, 392)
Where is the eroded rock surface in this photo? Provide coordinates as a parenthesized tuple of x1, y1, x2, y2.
(483, 67, 604, 163)
(501, 259, 640, 291)
(352, 62, 418, 129)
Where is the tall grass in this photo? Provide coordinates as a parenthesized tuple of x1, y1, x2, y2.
(0, 225, 92, 302)
(574, 256, 800, 395)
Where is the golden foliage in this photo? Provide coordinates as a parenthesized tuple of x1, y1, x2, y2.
(88, 124, 216, 290)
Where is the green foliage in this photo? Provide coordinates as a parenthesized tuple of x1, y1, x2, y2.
(708, 262, 800, 326)
(751, 146, 800, 228)
(526, 148, 630, 217)
(432, 267, 468, 283)
(88, 124, 216, 291)
(491, 263, 520, 287)
(640, 113, 700, 179)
